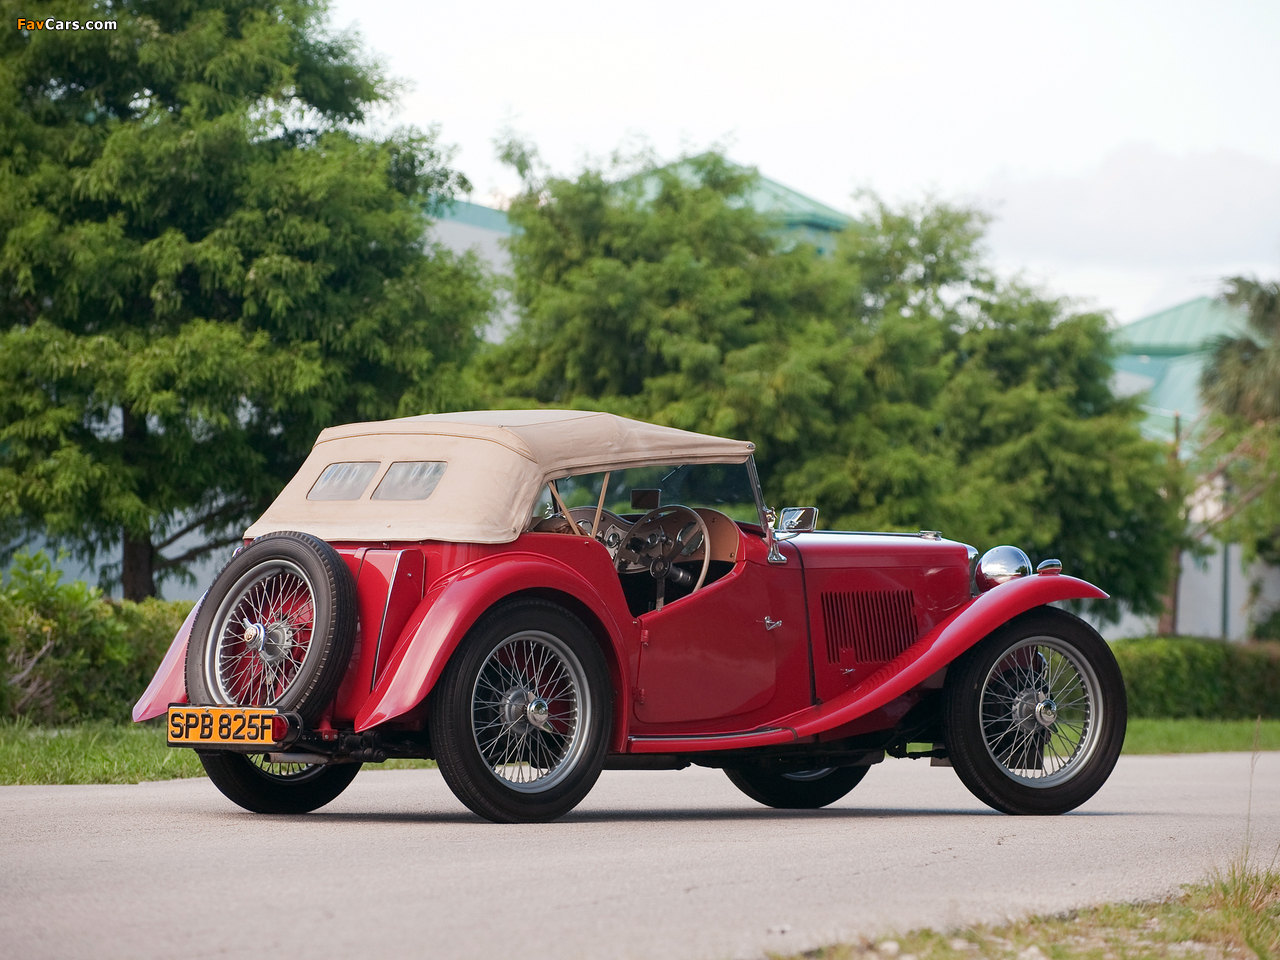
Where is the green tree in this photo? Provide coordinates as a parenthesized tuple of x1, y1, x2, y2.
(1198, 276, 1280, 564)
(0, 0, 493, 598)
(481, 150, 1182, 620)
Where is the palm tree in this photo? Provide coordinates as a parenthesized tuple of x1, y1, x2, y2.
(1195, 276, 1280, 638)
(1201, 277, 1280, 421)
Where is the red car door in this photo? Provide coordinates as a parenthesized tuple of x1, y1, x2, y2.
(632, 538, 810, 726)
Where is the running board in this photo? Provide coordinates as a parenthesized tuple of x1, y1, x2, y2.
(627, 727, 797, 753)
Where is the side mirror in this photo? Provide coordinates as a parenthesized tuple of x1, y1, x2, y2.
(630, 488, 661, 511)
(777, 506, 818, 533)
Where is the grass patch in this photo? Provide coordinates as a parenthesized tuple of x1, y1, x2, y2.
(1124, 718, 1280, 755)
(0, 718, 205, 785)
(3, 718, 1276, 786)
(380, 758, 437, 770)
(0, 719, 436, 785)
(781, 862, 1280, 960)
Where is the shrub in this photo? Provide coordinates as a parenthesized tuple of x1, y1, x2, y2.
(0, 553, 191, 724)
(1253, 608, 1280, 642)
(1113, 636, 1280, 719)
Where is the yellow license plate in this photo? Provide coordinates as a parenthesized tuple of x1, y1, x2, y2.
(168, 706, 278, 746)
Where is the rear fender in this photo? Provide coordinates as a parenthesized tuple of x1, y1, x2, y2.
(354, 554, 633, 736)
(132, 596, 203, 722)
(785, 572, 1108, 738)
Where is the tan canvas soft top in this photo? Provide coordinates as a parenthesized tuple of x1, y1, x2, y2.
(243, 410, 756, 544)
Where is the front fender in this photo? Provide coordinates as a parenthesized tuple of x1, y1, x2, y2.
(786, 572, 1108, 738)
(629, 572, 1106, 753)
(354, 553, 632, 732)
(132, 597, 203, 722)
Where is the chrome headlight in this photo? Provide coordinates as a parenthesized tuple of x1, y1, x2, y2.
(975, 545, 1033, 591)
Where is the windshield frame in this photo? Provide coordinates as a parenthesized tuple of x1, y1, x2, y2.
(531, 457, 769, 531)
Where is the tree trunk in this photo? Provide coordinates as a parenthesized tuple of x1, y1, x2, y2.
(122, 530, 156, 601)
(1156, 542, 1181, 636)
(120, 405, 157, 600)
(1156, 419, 1183, 637)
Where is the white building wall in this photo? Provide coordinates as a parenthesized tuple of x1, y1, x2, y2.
(1089, 540, 1280, 642)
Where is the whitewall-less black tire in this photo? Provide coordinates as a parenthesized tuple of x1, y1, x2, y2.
(185, 531, 356, 720)
(429, 599, 613, 823)
(725, 763, 868, 809)
(185, 531, 359, 814)
(943, 608, 1126, 815)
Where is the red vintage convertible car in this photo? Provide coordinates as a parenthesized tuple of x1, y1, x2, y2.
(134, 410, 1126, 822)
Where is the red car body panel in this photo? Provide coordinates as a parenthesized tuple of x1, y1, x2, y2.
(792, 533, 973, 700)
(331, 547, 427, 721)
(132, 601, 199, 722)
(628, 537, 811, 733)
(781, 570, 1107, 737)
(353, 536, 638, 746)
(135, 521, 1107, 757)
(627, 569, 1107, 753)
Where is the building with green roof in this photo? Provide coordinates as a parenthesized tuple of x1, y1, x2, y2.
(1110, 297, 1278, 641)
(1112, 297, 1248, 446)
(431, 163, 854, 269)
(705, 166, 854, 256)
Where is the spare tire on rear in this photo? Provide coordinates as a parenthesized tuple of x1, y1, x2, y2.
(185, 531, 356, 723)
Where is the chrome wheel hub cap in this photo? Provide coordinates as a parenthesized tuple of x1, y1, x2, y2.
(497, 688, 554, 733)
(242, 620, 292, 666)
(526, 697, 551, 729)
(1035, 698, 1058, 726)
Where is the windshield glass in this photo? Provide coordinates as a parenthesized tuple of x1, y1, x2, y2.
(532, 461, 762, 526)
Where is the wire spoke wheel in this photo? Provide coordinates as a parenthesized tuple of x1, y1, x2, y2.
(197, 751, 362, 814)
(431, 600, 612, 823)
(205, 560, 318, 708)
(185, 532, 360, 815)
(471, 630, 590, 793)
(979, 638, 1102, 787)
(944, 610, 1127, 816)
(725, 763, 869, 809)
(245, 754, 329, 783)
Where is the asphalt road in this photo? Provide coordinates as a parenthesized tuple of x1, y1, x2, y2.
(2, 752, 1277, 960)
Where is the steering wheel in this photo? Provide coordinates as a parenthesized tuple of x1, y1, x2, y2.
(615, 505, 711, 611)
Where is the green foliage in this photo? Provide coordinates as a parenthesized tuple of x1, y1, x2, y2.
(0, 552, 190, 722)
(778, 867, 1280, 960)
(1196, 276, 1280, 564)
(0, 717, 205, 784)
(1203, 276, 1280, 422)
(1255, 607, 1280, 641)
(1123, 717, 1280, 754)
(0, 0, 494, 597)
(1114, 636, 1280, 719)
(481, 149, 1182, 619)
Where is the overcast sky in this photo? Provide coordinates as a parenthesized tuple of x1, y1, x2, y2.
(328, 0, 1280, 324)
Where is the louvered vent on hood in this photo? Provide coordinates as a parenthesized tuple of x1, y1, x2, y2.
(820, 590, 917, 664)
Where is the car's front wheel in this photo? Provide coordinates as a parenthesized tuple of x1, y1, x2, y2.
(943, 608, 1126, 815)
(429, 599, 613, 823)
(725, 763, 869, 809)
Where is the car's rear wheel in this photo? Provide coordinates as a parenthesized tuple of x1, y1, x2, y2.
(943, 608, 1126, 815)
(185, 532, 359, 813)
(197, 752, 362, 814)
(429, 599, 612, 823)
(725, 763, 868, 809)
